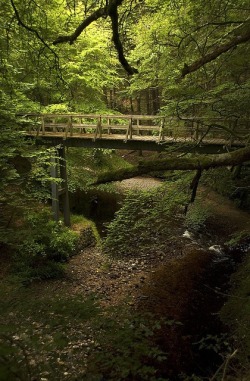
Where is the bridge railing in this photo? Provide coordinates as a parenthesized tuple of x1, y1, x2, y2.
(17, 113, 249, 146)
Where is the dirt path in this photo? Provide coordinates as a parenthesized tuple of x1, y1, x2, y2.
(114, 175, 162, 191)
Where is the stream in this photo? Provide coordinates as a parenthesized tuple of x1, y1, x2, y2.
(69, 177, 248, 379)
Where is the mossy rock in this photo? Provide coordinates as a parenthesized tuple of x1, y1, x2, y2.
(71, 215, 100, 251)
(76, 226, 97, 250)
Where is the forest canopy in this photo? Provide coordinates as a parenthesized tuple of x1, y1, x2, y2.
(3, 0, 250, 114)
(1, 0, 250, 180)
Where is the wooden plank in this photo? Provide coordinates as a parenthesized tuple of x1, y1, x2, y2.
(131, 126, 160, 131)
(42, 117, 45, 135)
(101, 124, 128, 130)
(72, 123, 97, 128)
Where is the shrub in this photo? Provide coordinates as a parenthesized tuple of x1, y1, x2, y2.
(103, 179, 189, 258)
(185, 201, 212, 232)
(201, 168, 234, 197)
(12, 209, 78, 281)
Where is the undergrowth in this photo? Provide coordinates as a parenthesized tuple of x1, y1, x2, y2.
(2, 209, 101, 283)
(103, 176, 191, 258)
(66, 148, 132, 192)
(0, 281, 169, 381)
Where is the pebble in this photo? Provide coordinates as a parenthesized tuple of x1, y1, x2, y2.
(182, 230, 193, 239)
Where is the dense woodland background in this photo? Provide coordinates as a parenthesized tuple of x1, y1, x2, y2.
(1, 1, 250, 380)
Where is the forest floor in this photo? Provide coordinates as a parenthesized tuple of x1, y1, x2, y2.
(1, 177, 250, 381)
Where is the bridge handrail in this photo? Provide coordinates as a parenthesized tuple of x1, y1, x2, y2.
(17, 113, 249, 147)
(16, 113, 250, 121)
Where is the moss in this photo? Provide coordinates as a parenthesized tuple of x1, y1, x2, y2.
(71, 214, 101, 249)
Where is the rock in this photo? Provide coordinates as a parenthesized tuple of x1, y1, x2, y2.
(208, 245, 223, 254)
(182, 230, 193, 239)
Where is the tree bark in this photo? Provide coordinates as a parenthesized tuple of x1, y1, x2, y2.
(190, 168, 202, 203)
(95, 146, 250, 183)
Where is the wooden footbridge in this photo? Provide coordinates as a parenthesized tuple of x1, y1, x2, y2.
(19, 113, 248, 153)
(18, 113, 249, 226)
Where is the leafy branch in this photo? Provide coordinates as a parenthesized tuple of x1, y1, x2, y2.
(182, 18, 250, 77)
(53, 0, 137, 74)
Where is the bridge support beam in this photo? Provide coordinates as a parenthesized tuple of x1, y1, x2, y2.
(50, 145, 70, 227)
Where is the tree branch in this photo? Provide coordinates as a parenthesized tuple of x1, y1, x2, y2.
(53, 0, 137, 75)
(109, 3, 138, 74)
(95, 146, 250, 183)
(182, 19, 250, 77)
(10, 0, 57, 58)
(53, 6, 107, 45)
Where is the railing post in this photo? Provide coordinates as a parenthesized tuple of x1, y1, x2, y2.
(158, 117, 165, 142)
(107, 118, 111, 134)
(52, 117, 56, 132)
(136, 118, 140, 135)
(129, 117, 133, 139)
(42, 116, 45, 135)
(36, 122, 41, 137)
(99, 115, 102, 138)
(94, 116, 101, 141)
(68, 116, 73, 138)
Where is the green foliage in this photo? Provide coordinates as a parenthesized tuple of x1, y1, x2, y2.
(201, 168, 235, 197)
(71, 214, 101, 247)
(226, 230, 250, 246)
(195, 333, 232, 354)
(103, 178, 190, 258)
(42, 103, 71, 114)
(86, 311, 168, 381)
(66, 148, 132, 192)
(185, 201, 212, 232)
(11, 208, 78, 281)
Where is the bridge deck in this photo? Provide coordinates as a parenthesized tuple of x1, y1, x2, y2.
(19, 113, 248, 152)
